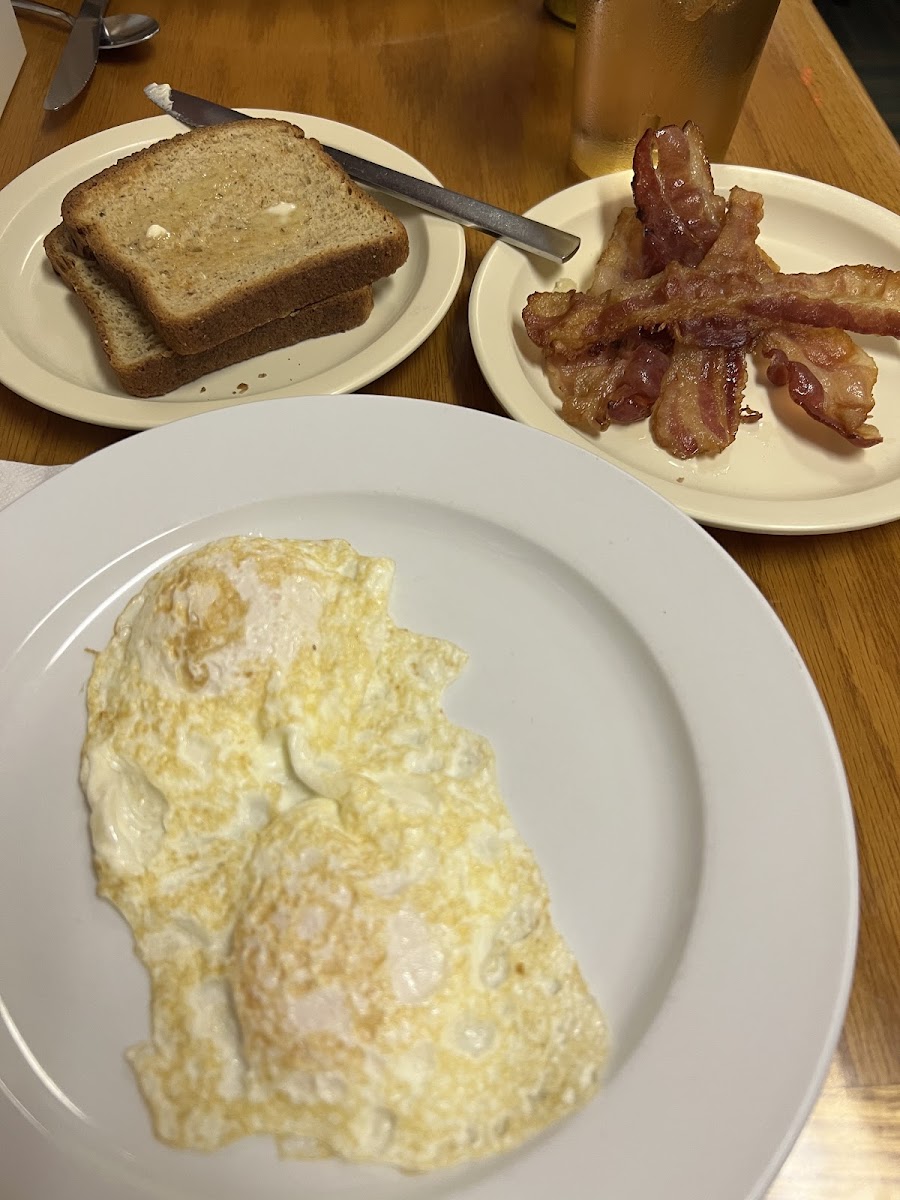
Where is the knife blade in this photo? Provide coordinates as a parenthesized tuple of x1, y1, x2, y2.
(44, 0, 108, 111)
(143, 84, 581, 263)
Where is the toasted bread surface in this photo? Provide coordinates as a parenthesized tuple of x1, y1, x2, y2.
(44, 223, 374, 397)
(60, 120, 408, 353)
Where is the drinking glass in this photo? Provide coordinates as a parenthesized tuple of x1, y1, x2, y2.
(570, 0, 782, 177)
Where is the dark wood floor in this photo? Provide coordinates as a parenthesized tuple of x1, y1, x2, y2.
(812, 0, 900, 137)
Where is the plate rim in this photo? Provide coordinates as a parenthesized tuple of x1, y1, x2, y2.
(0, 111, 465, 430)
(468, 164, 900, 535)
(0, 395, 859, 1200)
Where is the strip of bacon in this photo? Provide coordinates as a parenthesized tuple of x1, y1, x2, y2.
(544, 346, 618, 431)
(605, 332, 672, 424)
(538, 257, 900, 353)
(524, 128, 895, 454)
(757, 325, 881, 446)
(674, 188, 882, 445)
(542, 331, 671, 432)
(531, 185, 900, 353)
(633, 132, 746, 458)
(651, 343, 749, 458)
(525, 126, 735, 450)
(524, 207, 671, 430)
(587, 208, 672, 423)
(522, 288, 580, 346)
(721, 188, 883, 446)
(631, 123, 726, 272)
(522, 207, 649, 348)
(696, 186, 765, 272)
(589, 207, 649, 295)
(678, 187, 882, 445)
(523, 185, 756, 357)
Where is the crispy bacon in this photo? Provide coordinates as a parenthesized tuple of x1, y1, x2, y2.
(544, 346, 618, 431)
(525, 129, 742, 448)
(545, 333, 671, 431)
(522, 126, 898, 456)
(589, 207, 649, 295)
(522, 208, 651, 351)
(696, 186, 765, 272)
(651, 343, 748, 458)
(524, 185, 756, 358)
(631, 123, 726, 271)
(757, 325, 881, 446)
(521, 288, 581, 346)
(524, 206, 671, 429)
(532, 185, 900, 354)
(542, 258, 900, 352)
(606, 332, 672, 424)
(694, 190, 883, 446)
(609, 395, 655, 424)
(633, 133, 743, 458)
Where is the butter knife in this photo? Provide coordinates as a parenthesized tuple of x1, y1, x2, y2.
(44, 0, 108, 111)
(143, 85, 581, 263)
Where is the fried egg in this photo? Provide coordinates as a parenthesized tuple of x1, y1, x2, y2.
(80, 536, 606, 1171)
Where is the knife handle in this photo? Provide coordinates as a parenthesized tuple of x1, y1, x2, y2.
(326, 146, 580, 264)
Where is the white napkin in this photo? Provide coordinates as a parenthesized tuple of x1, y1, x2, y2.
(0, 460, 69, 511)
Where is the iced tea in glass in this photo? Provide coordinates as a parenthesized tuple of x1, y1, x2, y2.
(570, 0, 781, 177)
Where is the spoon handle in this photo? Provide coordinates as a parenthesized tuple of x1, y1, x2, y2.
(12, 0, 75, 27)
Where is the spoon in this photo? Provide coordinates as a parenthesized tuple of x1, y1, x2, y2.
(12, 1, 160, 49)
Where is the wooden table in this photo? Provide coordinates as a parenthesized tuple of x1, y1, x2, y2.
(2, 0, 898, 1194)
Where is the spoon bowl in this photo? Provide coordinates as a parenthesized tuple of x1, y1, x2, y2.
(99, 12, 160, 48)
(12, 1, 160, 49)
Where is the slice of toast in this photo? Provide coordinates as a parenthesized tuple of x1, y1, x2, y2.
(60, 119, 408, 355)
(45, 224, 374, 398)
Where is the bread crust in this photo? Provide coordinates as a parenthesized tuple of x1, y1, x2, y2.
(60, 120, 408, 354)
(45, 223, 374, 397)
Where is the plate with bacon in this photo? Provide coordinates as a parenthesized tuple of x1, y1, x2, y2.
(469, 124, 900, 534)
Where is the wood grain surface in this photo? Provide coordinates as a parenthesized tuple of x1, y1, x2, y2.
(1, 0, 898, 1195)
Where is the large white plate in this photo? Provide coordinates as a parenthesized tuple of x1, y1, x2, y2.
(469, 167, 900, 534)
(0, 112, 464, 429)
(0, 396, 857, 1200)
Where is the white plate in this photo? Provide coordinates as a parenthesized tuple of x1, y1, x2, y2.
(469, 166, 900, 534)
(0, 396, 857, 1200)
(0, 112, 465, 429)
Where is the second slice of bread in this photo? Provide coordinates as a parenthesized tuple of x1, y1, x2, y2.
(60, 119, 409, 355)
(45, 224, 374, 398)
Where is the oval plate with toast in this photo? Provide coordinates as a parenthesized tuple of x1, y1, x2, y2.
(0, 112, 465, 429)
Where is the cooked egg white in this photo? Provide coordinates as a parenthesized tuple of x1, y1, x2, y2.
(80, 536, 606, 1171)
